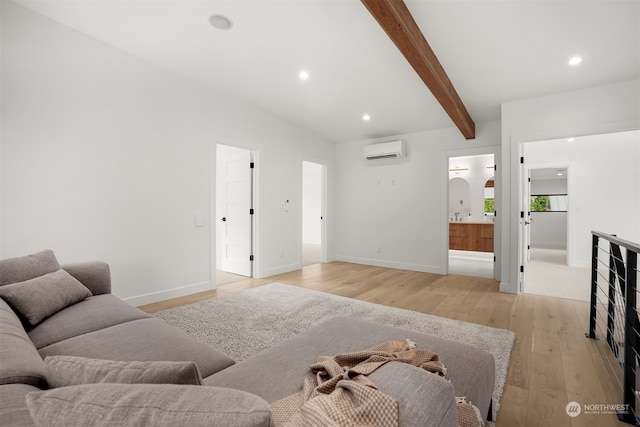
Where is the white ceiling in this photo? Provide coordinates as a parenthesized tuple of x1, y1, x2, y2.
(530, 167, 568, 181)
(16, 0, 640, 143)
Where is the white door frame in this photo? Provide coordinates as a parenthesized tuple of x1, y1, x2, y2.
(517, 143, 527, 292)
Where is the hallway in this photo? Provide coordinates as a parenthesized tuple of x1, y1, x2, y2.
(449, 248, 590, 302)
(523, 248, 590, 302)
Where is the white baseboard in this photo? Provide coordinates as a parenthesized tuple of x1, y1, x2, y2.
(335, 255, 444, 275)
(530, 242, 567, 250)
(448, 250, 494, 261)
(258, 262, 301, 278)
(122, 281, 211, 307)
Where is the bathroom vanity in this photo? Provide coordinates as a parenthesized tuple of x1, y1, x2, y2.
(449, 222, 494, 252)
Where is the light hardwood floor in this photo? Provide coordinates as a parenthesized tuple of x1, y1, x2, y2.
(139, 262, 623, 427)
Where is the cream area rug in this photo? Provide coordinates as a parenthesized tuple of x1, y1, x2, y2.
(154, 282, 515, 419)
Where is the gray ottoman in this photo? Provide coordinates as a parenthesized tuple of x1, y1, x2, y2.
(206, 316, 495, 425)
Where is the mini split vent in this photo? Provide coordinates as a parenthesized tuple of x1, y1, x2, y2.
(363, 140, 407, 160)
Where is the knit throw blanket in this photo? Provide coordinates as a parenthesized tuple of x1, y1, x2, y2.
(272, 340, 483, 427)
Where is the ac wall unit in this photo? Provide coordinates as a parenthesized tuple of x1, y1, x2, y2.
(363, 140, 406, 160)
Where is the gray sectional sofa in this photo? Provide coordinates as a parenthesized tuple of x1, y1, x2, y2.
(0, 250, 495, 426)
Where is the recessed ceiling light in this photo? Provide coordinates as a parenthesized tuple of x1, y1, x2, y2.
(568, 56, 582, 66)
(209, 14, 233, 30)
(299, 71, 309, 80)
(362, 114, 371, 121)
(568, 137, 575, 142)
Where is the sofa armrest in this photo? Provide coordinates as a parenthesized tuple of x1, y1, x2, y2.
(61, 262, 111, 295)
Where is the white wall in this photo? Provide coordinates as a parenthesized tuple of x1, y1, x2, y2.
(0, 2, 335, 305)
(526, 131, 640, 266)
(531, 178, 567, 196)
(501, 79, 640, 293)
(335, 121, 500, 274)
(530, 212, 567, 250)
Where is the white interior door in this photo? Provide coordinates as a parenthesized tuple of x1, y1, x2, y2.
(219, 145, 253, 277)
(302, 161, 324, 266)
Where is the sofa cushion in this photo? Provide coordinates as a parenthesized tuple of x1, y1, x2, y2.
(0, 269, 91, 326)
(26, 384, 271, 427)
(28, 294, 151, 349)
(45, 356, 203, 388)
(0, 299, 47, 389)
(38, 318, 235, 378)
(0, 250, 59, 287)
(369, 362, 457, 427)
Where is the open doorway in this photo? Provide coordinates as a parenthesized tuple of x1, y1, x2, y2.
(448, 154, 495, 279)
(215, 144, 255, 286)
(529, 166, 569, 264)
(302, 161, 324, 266)
(519, 130, 640, 301)
(521, 165, 579, 298)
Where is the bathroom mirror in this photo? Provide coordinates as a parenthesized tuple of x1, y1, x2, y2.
(449, 177, 470, 219)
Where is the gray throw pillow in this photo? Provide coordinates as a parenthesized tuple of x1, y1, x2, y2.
(45, 356, 203, 388)
(0, 269, 91, 326)
(26, 383, 272, 427)
(0, 249, 60, 286)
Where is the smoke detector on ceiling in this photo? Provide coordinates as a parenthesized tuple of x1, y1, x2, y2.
(209, 15, 233, 30)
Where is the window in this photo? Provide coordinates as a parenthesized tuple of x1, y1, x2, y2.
(484, 179, 494, 215)
(484, 198, 494, 213)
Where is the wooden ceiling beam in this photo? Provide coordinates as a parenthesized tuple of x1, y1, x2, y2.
(361, 0, 475, 139)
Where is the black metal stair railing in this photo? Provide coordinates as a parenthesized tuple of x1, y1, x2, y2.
(587, 231, 640, 425)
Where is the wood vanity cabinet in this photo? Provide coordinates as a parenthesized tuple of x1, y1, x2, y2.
(449, 223, 494, 252)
